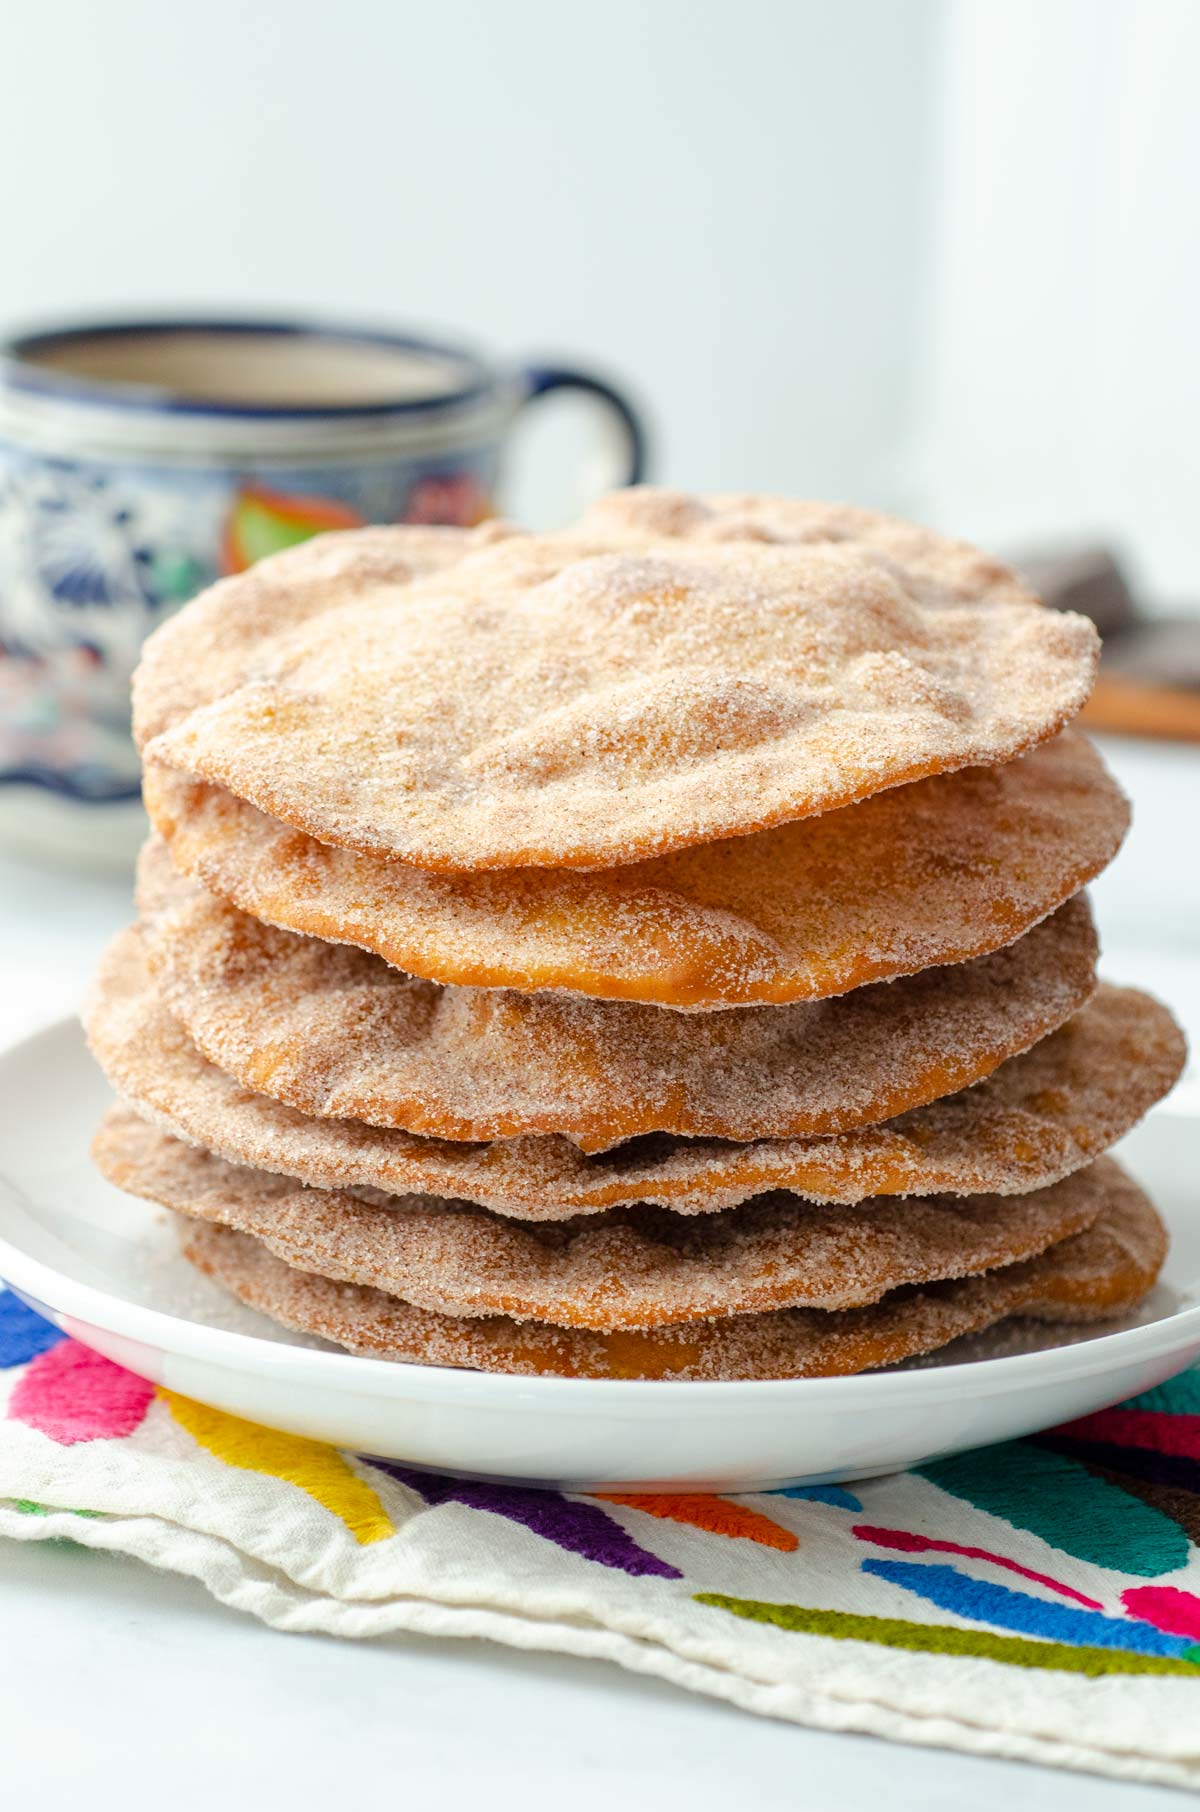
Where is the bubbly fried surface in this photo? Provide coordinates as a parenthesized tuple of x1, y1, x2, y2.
(94, 1106, 1126, 1330)
(136, 850, 1099, 1147)
(176, 1171, 1166, 1378)
(86, 927, 1186, 1217)
(135, 489, 1099, 872)
(132, 520, 514, 747)
(142, 731, 1126, 1009)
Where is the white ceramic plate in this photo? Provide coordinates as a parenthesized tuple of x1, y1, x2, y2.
(1, 1016, 1198, 1492)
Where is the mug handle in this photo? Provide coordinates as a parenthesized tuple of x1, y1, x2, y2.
(515, 363, 649, 489)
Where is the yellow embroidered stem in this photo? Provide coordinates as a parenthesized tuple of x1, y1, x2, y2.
(161, 1391, 393, 1545)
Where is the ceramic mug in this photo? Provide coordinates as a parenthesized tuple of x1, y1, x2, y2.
(0, 315, 646, 857)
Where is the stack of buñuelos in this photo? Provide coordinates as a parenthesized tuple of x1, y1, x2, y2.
(85, 488, 1186, 1380)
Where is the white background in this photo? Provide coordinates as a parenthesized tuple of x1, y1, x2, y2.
(0, 0, 937, 512)
(3, 0, 1198, 596)
(917, 0, 1200, 603)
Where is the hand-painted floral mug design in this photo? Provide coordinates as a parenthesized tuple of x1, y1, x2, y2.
(0, 318, 646, 807)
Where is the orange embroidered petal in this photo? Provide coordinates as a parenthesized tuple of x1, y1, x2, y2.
(595, 1492, 798, 1551)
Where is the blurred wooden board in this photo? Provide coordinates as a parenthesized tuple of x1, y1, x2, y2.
(1080, 673, 1200, 743)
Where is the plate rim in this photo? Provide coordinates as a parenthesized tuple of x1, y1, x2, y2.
(1, 1015, 1198, 1412)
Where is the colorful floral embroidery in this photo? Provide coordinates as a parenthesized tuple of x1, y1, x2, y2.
(693, 1596, 1200, 1678)
(593, 1492, 798, 1550)
(3, 1286, 1200, 1684)
(0, 1294, 64, 1369)
(376, 1461, 680, 1578)
(9, 1341, 155, 1446)
(163, 1393, 394, 1545)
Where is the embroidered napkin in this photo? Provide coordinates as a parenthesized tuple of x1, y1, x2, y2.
(2, 1286, 1198, 1790)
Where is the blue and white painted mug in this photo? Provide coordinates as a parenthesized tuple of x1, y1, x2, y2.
(0, 315, 646, 839)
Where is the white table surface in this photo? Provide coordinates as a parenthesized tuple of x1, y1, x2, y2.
(1, 734, 1198, 1811)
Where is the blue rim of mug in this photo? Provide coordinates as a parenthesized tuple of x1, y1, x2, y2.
(0, 315, 498, 420)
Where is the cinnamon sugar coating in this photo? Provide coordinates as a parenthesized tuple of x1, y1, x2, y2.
(93, 1106, 1126, 1331)
(132, 520, 514, 748)
(142, 730, 1126, 1010)
(175, 1170, 1166, 1379)
(135, 490, 1099, 872)
(136, 851, 1099, 1147)
(85, 928, 1186, 1218)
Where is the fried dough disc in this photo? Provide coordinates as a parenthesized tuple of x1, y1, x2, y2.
(86, 926, 1186, 1218)
(132, 519, 514, 748)
(176, 1170, 1166, 1378)
(137, 856, 1099, 1147)
(142, 730, 1126, 1010)
(93, 1106, 1122, 1330)
(135, 490, 1099, 872)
